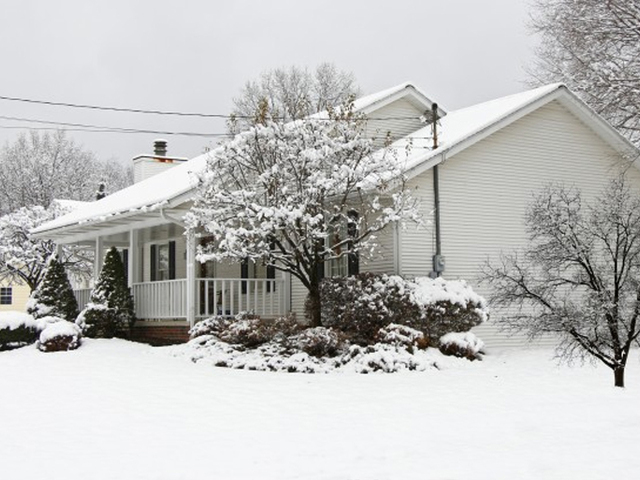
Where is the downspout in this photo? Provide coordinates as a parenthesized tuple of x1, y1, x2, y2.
(430, 103, 445, 278)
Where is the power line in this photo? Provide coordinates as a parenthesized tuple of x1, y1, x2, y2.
(0, 115, 230, 137)
(0, 94, 424, 121)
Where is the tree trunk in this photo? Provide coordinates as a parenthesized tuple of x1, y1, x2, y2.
(614, 366, 625, 388)
(304, 286, 322, 327)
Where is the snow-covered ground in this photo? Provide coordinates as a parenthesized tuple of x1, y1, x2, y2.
(1, 340, 639, 480)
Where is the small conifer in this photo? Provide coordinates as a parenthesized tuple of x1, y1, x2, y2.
(27, 255, 79, 321)
(90, 247, 135, 336)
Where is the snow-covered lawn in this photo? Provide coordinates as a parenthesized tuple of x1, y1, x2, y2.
(1, 340, 639, 480)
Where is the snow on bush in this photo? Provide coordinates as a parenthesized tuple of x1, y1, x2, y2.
(189, 315, 233, 339)
(439, 332, 484, 361)
(320, 274, 488, 345)
(0, 311, 41, 350)
(38, 319, 82, 353)
(76, 303, 118, 339)
(287, 327, 344, 358)
(376, 323, 426, 350)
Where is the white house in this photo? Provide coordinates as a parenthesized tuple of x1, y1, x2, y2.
(32, 83, 640, 347)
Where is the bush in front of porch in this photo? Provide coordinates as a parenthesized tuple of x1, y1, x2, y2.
(178, 275, 487, 373)
(77, 247, 135, 339)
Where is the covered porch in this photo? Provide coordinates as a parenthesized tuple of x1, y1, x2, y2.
(58, 210, 290, 328)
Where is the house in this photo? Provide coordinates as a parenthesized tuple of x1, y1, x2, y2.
(31, 83, 640, 348)
(0, 281, 30, 313)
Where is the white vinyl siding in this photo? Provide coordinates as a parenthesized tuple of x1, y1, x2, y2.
(0, 283, 30, 312)
(365, 98, 425, 148)
(406, 100, 640, 349)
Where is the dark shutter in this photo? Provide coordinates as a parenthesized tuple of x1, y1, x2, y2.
(168, 241, 176, 280)
(347, 211, 360, 276)
(241, 258, 249, 294)
(150, 245, 157, 281)
(122, 249, 129, 285)
(266, 263, 276, 293)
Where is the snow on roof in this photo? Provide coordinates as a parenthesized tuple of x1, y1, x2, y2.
(32, 154, 209, 234)
(33, 82, 572, 236)
(51, 199, 93, 211)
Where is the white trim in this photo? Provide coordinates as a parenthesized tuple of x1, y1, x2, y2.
(185, 234, 196, 328)
(94, 236, 104, 283)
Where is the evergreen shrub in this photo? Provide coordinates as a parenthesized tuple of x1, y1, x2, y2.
(81, 247, 135, 338)
(27, 255, 78, 321)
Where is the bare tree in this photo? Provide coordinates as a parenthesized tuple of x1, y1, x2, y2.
(483, 175, 640, 387)
(0, 130, 132, 215)
(529, 0, 640, 145)
(188, 102, 419, 326)
(229, 63, 361, 132)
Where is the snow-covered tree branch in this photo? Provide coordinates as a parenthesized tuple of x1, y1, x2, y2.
(187, 102, 420, 326)
(529, 0, 640, 146)
(0, 130, 132, 215)
(483, 175, 640, 387)
(0, 204, 91, 292)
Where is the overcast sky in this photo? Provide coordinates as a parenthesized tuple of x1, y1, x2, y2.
(0, 0, 538, 165)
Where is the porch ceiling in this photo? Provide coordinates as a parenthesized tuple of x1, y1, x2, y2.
(40, 209, 187, 246)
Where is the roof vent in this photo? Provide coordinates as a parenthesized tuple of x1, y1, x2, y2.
(154, 139, 168, 157)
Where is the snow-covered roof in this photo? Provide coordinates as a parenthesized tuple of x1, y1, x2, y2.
(389, 83, 638, 179)
(33, 81, 635, 239)
(32, 154, 208, 236)
(32, 82, 436, 238)
(51, 199, 93, 212)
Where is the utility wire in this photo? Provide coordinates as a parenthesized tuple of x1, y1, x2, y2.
(0, 115, 229, 137)
(0, 94, 425, 121)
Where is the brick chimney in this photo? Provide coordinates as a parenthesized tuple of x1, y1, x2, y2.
(132, 140, 188, 183)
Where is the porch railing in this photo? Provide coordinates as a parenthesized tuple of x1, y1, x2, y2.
(74, 288, 92, 312)
(196, 278, 285, 318)
(121, 277, 286, 321)
(132, 279, 188, 320)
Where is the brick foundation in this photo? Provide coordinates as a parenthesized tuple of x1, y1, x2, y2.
(131, 324, 190, 346)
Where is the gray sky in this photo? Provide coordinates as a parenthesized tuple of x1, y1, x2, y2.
(0, 0, 538, 164)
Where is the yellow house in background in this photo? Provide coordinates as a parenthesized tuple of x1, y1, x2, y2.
(0, 281, 30, 312)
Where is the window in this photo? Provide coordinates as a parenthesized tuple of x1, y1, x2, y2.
(329, 211, 359, 277)
(0, 287, 12, 305)
(150, 241, 176, 281)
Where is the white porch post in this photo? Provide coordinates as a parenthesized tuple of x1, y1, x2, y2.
(186, 233, 196, 328)
(128, 229, 139, 287)
(55, 243, 63, 258)
(94, 236, 104, 283)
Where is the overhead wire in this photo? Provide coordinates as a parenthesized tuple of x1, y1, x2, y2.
(0, 93, 425, 121)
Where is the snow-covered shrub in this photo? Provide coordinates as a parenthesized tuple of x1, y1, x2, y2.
(37, 320, 82, 352)
(376, 323, 427, 351)
(27, 255, 78, 321)
(320, 273, 418, 345)
(402, 277, 488, 343)
(320, 274, 487, 345)
(287, 327, 344, 358)
(439, 332, 484, 361)
(217, 313, 301, 348)
(189, 315, 233, 339)
(76, 303, 118, 339)
(0, 311, 40, 350)
(341, 344, 431, 373)
(90, 247, 135, 337)
(219, 318, 270, 348)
